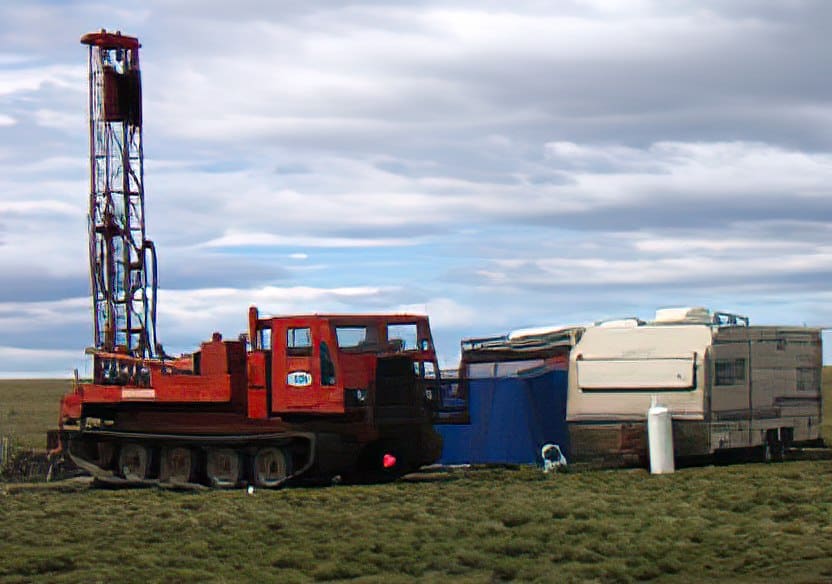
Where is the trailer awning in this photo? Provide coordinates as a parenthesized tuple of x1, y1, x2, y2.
(577, 356, 696, 390)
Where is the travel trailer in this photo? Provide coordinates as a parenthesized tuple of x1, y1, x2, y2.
(566, 308, 823, 463)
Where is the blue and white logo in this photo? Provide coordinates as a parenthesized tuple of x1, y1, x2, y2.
(287, 371, 313, 387)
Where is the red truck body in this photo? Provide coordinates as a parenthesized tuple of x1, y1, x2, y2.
(57, 308, 443, 487)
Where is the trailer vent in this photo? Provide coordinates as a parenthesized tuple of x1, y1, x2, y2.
(654, 307, 712, 324)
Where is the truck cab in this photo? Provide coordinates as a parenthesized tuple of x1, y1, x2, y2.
(246, 309, 441, 420)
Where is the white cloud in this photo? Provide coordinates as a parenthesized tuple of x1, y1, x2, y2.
(0, 297, 89, 332)
(0, 64, 83, 97)
(632, 234, 821, 254)
(155, 284, 396, 344)
(202, 232, 418, 249)
(467, 222, 832, 292)
(2, 1, 832, 374)
(0, 345, 82, 379)
(0, 200, 78, 215)
(397, 297, 478, 329)
(132, 141, 832, 258)
(33, 108, 83, 131)
(540, 141, 832, 209)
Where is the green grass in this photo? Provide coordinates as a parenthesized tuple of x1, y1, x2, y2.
(823, 367, 832, 445)
(1, 462, 832, 582)
(0, 379, 71, 449)
(0, 377, 830, 581)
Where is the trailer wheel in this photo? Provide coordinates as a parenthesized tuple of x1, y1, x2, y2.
(762, 442, 773, 463)
(160, 447, 194, 484)
(253, 447, 289, 488)
(772, 440, 785, 462)
(761, 439, 785, 464)
(118, 443, 150, 481)
(206, 448, 241, 488)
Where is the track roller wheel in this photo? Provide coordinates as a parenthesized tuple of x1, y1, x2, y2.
(97, 442, 117, 468)
(160, 446, 195, 484)
(118, 443, 150, 481)
(253, 447, 289, 488)
(206, 448, 241, 488)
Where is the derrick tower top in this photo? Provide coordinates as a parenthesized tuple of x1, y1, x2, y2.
(82, 30, 158, 357)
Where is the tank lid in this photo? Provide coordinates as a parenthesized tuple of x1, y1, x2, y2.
(81, 29, 141, 50)
(595, 318, 644, 328)
(653, 307, 712, 324)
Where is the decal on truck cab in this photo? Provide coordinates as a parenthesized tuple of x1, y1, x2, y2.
(121, 388, 156, 400)
(287, 371, 313, 388)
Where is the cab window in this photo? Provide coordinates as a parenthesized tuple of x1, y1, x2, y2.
(320, 342, 336, 386)
(423, 361, 437, 379)
(287, 327, 312, 356)
(260, 327, 272, 351)
(387, 323, 418, 351)
(336, 326, 367, 348)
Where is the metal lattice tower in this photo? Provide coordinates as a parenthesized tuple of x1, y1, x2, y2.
(82, 30, 158, 358)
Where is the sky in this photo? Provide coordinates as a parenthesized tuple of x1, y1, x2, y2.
(1, 0, 831, 377)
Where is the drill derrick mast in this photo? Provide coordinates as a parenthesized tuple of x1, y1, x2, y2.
(81, 30, 158, 358)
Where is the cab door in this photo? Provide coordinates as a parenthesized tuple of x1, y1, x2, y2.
(272, 319, 345, 414)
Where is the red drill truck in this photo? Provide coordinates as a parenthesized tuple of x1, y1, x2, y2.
(53, 30, 442, 487)
(55, 308, 443, 487)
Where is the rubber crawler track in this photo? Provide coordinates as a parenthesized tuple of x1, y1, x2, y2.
(65, 430, 317, 489)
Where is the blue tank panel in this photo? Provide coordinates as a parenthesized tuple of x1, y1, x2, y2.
(437, 369, 569, 465)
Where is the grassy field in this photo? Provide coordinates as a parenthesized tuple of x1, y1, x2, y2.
(0, 377, 830, 581)
(0, 379, 71, 449)
(0, 462, 831, 582)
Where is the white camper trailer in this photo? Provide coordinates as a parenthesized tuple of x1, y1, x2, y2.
(566, 308, 823, 462)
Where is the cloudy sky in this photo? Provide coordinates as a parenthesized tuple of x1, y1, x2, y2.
(1, 0, 831, 377)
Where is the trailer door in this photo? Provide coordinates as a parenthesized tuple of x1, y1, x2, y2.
(709, 341, 751, 421)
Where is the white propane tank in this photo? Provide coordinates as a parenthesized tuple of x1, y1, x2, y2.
(647, 396, 675, 474)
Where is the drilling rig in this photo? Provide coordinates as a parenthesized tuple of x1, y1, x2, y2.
(83, 30, 158, 359)
(53, 31, 443, 487)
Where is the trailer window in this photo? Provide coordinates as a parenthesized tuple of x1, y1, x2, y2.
(388, 323, 418, 351)
(320, 342, 336, 386)
(336, 326, 368, 348)
(287, 327, 312, 356)
(715, 358, 746, 386)
(796, 367, 819, 391)
(467, 362, 497, 379)
(436, 379, 469, 424)
(465, 360, 545, 379)
(496, 359, 544, 378)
